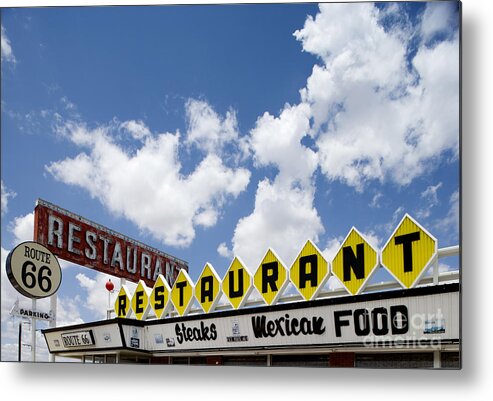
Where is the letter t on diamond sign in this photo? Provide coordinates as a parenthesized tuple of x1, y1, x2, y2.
(381, 214, 437, 288)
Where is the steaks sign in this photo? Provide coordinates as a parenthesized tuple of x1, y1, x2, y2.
(34, 199, 188, 288)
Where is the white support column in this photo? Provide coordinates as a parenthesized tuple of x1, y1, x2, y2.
(433, 350, 441, 369)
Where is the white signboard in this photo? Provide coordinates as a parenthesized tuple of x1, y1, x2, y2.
(142, 285, 458, 352)
(44, 323, 123, 352)
(43, 285, 459, 354)
(61, 331, 95, 348)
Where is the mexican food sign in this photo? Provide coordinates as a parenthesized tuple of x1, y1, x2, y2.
(43, 284, 459, 354)
(34, 199, 188, 288)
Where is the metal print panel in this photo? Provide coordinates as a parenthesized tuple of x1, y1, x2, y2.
(1, 1, 460, 369)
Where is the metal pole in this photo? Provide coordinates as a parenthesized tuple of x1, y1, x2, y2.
(31, 298, 36, 362)
(18, 322, 22, 362)
(49, 294, 57, 362)
(107, 289, 111, 319)
(433, 256, 439, 285)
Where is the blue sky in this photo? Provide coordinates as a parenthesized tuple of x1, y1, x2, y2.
(1, 1, 460, 361)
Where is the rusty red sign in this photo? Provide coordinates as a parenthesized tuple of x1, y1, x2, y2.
(34, 199, 188, 288)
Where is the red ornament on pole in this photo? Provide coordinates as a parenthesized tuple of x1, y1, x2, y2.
(105, 279, 114, 292)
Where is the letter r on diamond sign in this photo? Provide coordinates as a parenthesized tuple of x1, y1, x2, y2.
(381, 214, 437, 288)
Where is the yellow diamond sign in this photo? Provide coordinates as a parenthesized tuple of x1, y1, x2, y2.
(254, 249, 289, 305)
(290, 240, 330, 301)
(331, 227, 378, 295)
(195, 263, 222, 313)
(381, 214, 437, 288)
(222, 256, 252, 309)
(114, 285, 132, 318)
(131, 280, 151, 321)
(170, 269, 195, 316)
(150, 274, 171, 319)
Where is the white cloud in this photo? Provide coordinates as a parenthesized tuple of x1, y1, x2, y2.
(229, 101, 323, 270)
(434, 190, 459, 241)
(293, 3, 459, 190)
(421, 1, 458, 43)
(421, 182, 443, 206)
(46, 109, 251, 248)
(369, 192, 383, 208)
(249, 103, 317, 186)
(217, 242, 233, 259)
(361, 230, 382, 250)
(120, 119, 151, 141)
(1, 181, 16, 216)
(322, 236, 343, 262)
(1, 26, 16, 64)
(185, 99, 245, 159)
(7, 211, 91, 269)
(417, 182, 443, 218)
(426, 262, 453, 276)
(231, 178, 324, 270)
(9, 212, 35, 244)
(75, 272, 134, 320)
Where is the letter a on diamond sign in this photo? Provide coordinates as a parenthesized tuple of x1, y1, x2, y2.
(195, 263, 222, 313)
(290, 240, 330, 301)
(381, 214, 437, 288)
(331, 228, 378, 295)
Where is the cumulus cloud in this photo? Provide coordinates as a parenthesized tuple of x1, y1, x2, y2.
(75, 272, 135, 320)
(228, 103, 323, 270)
(217, 242, 233, 259)
(1, 26, 16, 64)
(227, 2, 458, 267)
(120, 119, 151, 140)
(185, 99, 247, 160)
(249, 103, 317, 186)
(421, 1, 459, 43)
(322, 236, 344, 262)
(9, 212, 35, 244)
(293, 3, 459, 190)
(231, 178, 324, 270)
(434, 190, 459, 241)
(46, 103, 251, 247)
(1, 181, 16, 216)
